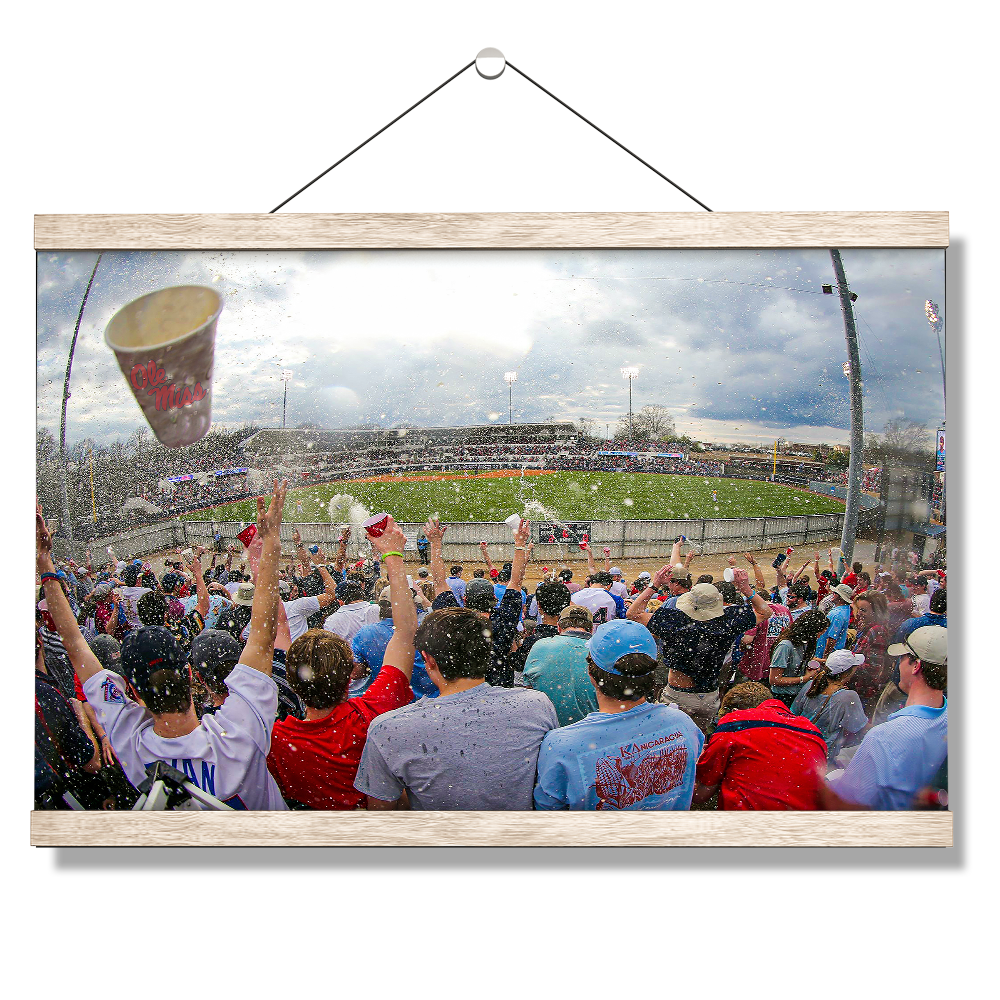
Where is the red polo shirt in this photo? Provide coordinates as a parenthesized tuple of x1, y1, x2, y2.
(268, 664, 413, 809)
(696, 700, 828, 810)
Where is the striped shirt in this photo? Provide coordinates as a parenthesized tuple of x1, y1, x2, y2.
(832, 699, 947, 810)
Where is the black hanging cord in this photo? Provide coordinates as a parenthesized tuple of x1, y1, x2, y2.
(269, 56, 712, 213)
(269, 60, 476, 213)
(504, 61, 712, 212)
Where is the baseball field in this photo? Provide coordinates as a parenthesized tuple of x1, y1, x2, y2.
(179, 469, 845, 524)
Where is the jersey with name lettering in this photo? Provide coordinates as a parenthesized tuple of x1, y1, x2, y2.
(83, 663, 287, 810)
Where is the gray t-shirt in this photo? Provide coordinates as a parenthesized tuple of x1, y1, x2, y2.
(769, 639, 807, 698)
(354, 684, 559, 809)
(790, 685, 868, 760)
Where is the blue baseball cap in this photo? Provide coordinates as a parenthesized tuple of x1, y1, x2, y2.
(586, 620, 657, 674)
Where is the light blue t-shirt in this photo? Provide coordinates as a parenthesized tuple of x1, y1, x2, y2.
(447, 576, 466, 605)
(350, 618, 437, 700)
(816, 603, 851, 654)
(534, 703, 704, 811)
(832, 700, 947, 810)
(183, 593, 229, 629)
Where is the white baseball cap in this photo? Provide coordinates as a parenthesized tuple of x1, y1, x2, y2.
(826, 649, 865, 675)
(887, 625, 948, 665)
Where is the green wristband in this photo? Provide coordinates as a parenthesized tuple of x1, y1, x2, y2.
(383, 551, 404, 559)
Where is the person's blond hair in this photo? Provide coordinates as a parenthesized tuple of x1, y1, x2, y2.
(721, 681, 771, 714)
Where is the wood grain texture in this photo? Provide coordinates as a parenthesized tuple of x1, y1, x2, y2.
(34, 212, 948, 249)
(31, 810, 951, 847)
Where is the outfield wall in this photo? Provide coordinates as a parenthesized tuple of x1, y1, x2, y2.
(53, 512, 852, 564)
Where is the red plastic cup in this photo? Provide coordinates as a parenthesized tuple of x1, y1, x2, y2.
(364, 513, 390, 538)
(786, 546, 795, 556)
(582, 533, 589, 543)
(236, 523, 257, 548)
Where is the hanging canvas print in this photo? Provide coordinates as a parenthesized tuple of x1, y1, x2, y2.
(32, 211, 950, 846)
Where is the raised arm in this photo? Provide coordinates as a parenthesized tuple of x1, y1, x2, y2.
(334, 527, 350, 575)
(312, 546, 338, 608)
(241, 480, 287, 676)
(36, 506, 104, 684)
(426, 517, 450, 597)
(626, 564, 671, 626)
(733, 567, 770, 623)
(510, 519, 531, 592)
(669, 538, 683, 566)
(790, 559, 811, 585)
(744, 552, 768, 596)
(479, 540, 496, 576)
(602, 546, 612, 572)
(370, 518, 416, 680)
(186, 547, 210, 619)
(580, 540, 597, 576)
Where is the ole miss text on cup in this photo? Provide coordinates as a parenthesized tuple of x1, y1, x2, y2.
(130, 360, 207, 412)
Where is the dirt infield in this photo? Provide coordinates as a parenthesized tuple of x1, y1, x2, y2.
(339, 469, 559, 485)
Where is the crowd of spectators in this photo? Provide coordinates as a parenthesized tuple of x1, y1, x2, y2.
(35, 480, 947, 814)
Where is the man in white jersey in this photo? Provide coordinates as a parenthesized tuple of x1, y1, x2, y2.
(36, 482, 291, 811)
(571, 571, 619, 627)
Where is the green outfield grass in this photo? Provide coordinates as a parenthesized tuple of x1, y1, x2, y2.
(179, 471, 845, 524)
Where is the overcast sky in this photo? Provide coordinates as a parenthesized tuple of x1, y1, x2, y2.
(36, 247, 945, 449)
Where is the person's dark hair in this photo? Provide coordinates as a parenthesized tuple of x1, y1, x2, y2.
(137, 592, 168, 626)
(216, 605, 252, 640)
(696, 574, 714, 585)
(721, 681, 771, 714)
(536, 581, 572, 617)
(917, 656, 947, 691)
(856, 571, 871, 588)
(586, 652, 657, 701)
(227, 570, 244, 584)
(852, 561, 863, 573)
(464, 587, 496, 613)
(143, 666, 192, 714)
(558, 569, 573, 582)
(449, 565, 463, 577)
(774, 608, 830, 662)
(498, 562, 512, 584)
(788, 581, 811, 603)
(885, 582, 904, 602)
(120, 565, 139, 587)
(141, 571, 158, 590)
(286, 629, 353, 709)
(415, 608, 490, 680)
(716, 581, 739, 605)
(930, 589, 946, 615)
(338, 583, 365, 604)
(821, 569, 838, 582)
(473, 569, 486, 578)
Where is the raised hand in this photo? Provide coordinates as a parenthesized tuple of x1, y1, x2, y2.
(651, 564, 672, 589)
(480, 540, 489, 552)
(514, 518, 531, 549)
(36, 504, 54, 566)
(369, 517, 407, 558)
(292, 527, 302, 546)
(257, 480, 288, 539)
(339, 527, 351, 545)
(425, 517, 447, 542)
(743, 552, 757, 565)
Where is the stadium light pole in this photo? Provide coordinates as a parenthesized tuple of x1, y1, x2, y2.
(828, 250, 864, 566)
(504, 371, 517, 425)
(280, 370, 293, 428)
(59, 252, 104, 546)
(620, 367, 638, 438)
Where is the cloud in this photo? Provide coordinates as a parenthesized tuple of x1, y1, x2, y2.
(36, 247, 945, 448)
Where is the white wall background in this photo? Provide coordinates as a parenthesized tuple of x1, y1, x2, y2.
(5, 2, 992, 997)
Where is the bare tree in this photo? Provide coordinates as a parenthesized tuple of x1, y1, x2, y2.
(614, 404, 676, 442)
(864, 419, 933, 466)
